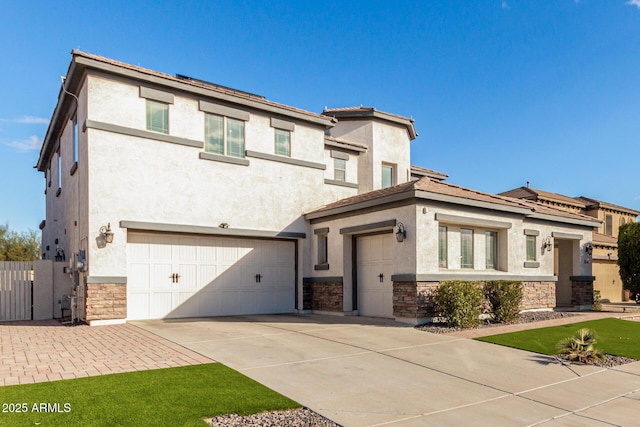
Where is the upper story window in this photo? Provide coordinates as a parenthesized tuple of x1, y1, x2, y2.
(382, 163, 395, 189)
(205, 113, 245, 158)
(621, 217, 626, 226)
(72, 113, 78, 164)
(460, 228, 474, 269)
(274, 129, 291, 157)
(438, 226, 447, 268)
(605, 214, 613, 236)
(526, 235, 537, 261)
(56, 147, 62, 195)
(485, 231, 498, 269)
(146, 100, 169, 134)
(334, 158, 346, 181)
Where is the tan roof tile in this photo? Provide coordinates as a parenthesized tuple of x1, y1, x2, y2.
(72, 50, 332, 124)
(593, 232, 618, 245)
(576, 196, 640, 216)
(410, 165, 448, 179)
(500, 186, 586, 207)
(307, 177, 599, 224)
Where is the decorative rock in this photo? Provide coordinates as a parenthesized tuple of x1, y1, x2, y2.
(206, 408, 340, 427)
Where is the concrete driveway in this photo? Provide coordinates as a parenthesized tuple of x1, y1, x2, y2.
(134, 315, 640, 427)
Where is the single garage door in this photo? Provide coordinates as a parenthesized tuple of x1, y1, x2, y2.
(357, 233, 394, 318)
(127, 232, 295, 320)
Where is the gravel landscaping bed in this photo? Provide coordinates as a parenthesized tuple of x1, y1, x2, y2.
(415, 311, 579, 334)
(555, 353, 637, 368)
(207, 408, 341, 427)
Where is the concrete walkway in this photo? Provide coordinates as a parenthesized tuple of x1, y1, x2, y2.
(135, 314, 640, 427)
(0, 320, 213, 387)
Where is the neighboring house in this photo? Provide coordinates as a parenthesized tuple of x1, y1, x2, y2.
(36, 51, 599, 325)
(500, 186, 640, 302)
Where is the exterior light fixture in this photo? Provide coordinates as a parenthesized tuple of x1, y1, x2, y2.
(395, 222, 406, 243)
(585, 242, 593, 256)
(543, 236, 553, 252)
(100, 223, 114, 244)
(219, 223, 229, 229)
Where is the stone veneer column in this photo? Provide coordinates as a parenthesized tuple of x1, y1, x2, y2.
(570, 276, 595, 310)
(84, 282, 127, 322)
(393, 281, 439, 321)
(521, 281, 556, 310)
(302, 278, 343, 312)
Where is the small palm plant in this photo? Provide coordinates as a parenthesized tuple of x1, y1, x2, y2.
(557, 328, 605, 364)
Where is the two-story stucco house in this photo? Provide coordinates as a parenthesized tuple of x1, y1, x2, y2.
(37, 51, 601, 325)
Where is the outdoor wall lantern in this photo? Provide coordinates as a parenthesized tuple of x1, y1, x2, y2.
(395, 222, 407, 243)
(99, 223, 114, 244)
(585, 242, 593, 256)
(543, 236, 553, 252)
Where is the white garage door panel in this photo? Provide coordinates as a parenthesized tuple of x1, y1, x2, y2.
(357, 233, 394, 319)
(127, 233, 295, 320)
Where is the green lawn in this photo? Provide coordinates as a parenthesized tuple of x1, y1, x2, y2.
(476, 318, 640, 359)
(0, 363, 299, 427)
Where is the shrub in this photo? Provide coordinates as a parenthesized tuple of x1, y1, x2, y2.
(592, 289, 602, 311)
(434, 281, 483, 328)
(557, 328, 604, 364)
(484, 280, 523, 323)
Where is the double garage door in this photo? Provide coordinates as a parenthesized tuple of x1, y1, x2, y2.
(127, 232, 295, 320)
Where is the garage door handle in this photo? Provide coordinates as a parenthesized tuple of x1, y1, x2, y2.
(255, 274, 262, 283)
(379, 273, 384, 283)
(168, 273, 181, 283)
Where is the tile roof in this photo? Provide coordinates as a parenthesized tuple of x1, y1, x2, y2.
(593, 232, 618, 246)
(575, 196, 640, 216)
(499, 187, 586, 207)
(307, 177, 599, 224)
(410, 165, 448, 180)
(324, 135, 368, 151)
(71, 50, 333, 124)
(323, 106, 414, 122)
(322, 106, 418, 140)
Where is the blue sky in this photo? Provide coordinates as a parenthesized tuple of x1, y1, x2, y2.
(1, 0, 640, 232)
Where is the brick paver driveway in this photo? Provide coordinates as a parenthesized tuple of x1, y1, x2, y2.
(0, 320, 212, 386)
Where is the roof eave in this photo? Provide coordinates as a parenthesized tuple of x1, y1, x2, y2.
(36, 56, 82, 172)
(73, 54, 335, 130)
(527, 213, 602, 228)
(324, 109, 418, 140)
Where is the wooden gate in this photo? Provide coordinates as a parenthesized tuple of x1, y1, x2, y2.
(0, 261, 33, 321)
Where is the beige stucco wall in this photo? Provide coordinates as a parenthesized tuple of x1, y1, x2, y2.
(83, 74, 361, 277)
(328, 119, 411, 194)
(42, 78, 89, 268)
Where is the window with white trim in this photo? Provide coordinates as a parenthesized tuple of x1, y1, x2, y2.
(460, 229, 474, 269)
(334, 158, 346, 181)
(526, 235, 537, 261)
(204, 113, 245, 158)
(274, 129, 291, 157)
(57, 147, 62, 191)
(146, 100, 169, 134)
(438, 226, 447, 268)
(485, 231, 498, 269)
(72, 113, 78, 164)
(381, 163, 395, 188)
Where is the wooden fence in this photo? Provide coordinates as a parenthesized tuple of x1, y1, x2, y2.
(0, 261, 33, 321)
